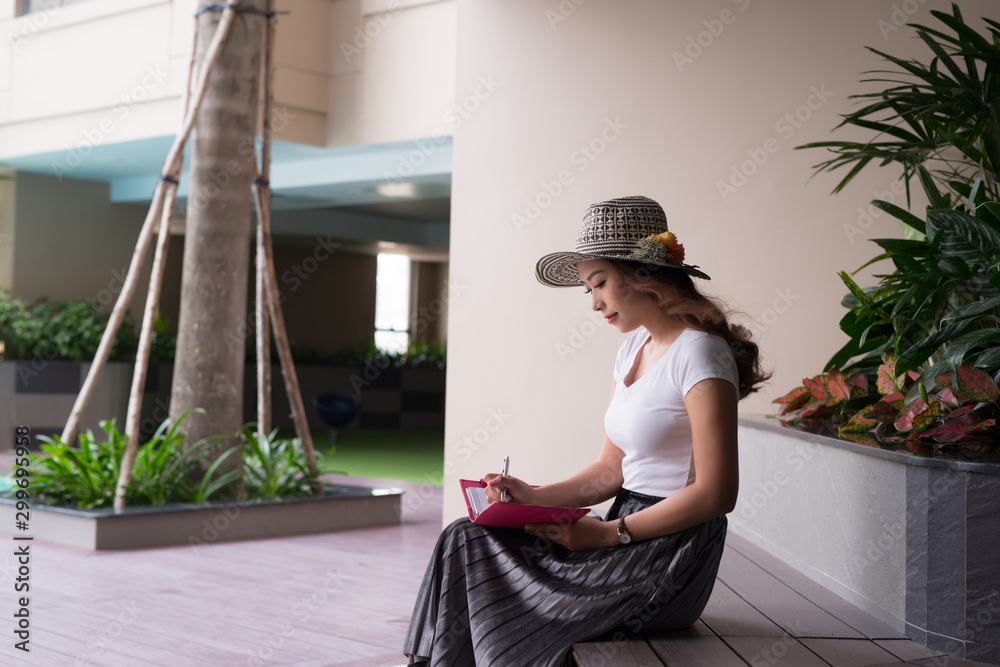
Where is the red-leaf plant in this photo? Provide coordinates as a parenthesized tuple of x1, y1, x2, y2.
(774, 353, 1000, 449)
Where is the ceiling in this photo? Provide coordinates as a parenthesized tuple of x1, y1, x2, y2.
(0, 135, 453, 252)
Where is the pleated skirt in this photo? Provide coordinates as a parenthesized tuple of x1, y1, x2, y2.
(403, 489, 728, 667)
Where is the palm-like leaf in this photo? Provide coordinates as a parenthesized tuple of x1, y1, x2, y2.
(797, 4, 1000, 206)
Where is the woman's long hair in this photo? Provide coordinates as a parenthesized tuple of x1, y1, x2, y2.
(607, 259, 771, 399)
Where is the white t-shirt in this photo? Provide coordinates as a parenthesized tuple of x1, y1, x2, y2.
(604, 327, 739, 497)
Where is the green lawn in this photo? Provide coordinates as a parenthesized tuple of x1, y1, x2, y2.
(286, 428, 444, 486)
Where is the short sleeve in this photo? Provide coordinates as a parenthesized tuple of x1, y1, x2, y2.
(675, 332, 740, 398)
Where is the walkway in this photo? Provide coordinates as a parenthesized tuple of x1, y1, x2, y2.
(0, 471, 994, 667)
(0, 473, 442, 667)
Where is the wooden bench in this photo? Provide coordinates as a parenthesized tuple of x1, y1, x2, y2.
(572, 534, 994, 667)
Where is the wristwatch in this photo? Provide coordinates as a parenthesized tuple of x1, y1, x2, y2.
(617, 517, 633, 545)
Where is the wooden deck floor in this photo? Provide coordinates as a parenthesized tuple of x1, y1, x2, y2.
(0, 472, 443, 667)
(573, 535, 997, 667)
(0, 470, 994, 667)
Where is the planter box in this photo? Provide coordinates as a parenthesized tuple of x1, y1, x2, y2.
(0, 360, 139, 452)
(0, 484, 403, 550)
(734, 415, 1000, 663)
(253, 363, 446, 432)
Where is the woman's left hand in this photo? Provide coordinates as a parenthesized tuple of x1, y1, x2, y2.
(524, 516, 617, 551)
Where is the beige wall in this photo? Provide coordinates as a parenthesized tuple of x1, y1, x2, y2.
(159, 235, 377, 356)
(272, 242, 377, 355)
(0, 0, 456, 156)
(0, 0, 334, 150)
(1, 0, 189, 154)
(442, 0, 988, 522)
(10, 172, 153, 309)
(0, 169, 13, 291)
(328, 0, 457, 146)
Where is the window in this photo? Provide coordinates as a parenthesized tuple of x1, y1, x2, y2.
(20, 0, 90, 16)
(374, 253, 411, 355)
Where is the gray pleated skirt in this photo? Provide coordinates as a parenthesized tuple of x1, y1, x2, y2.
(403, 489, 728, 666)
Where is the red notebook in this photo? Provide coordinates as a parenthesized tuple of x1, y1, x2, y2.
(460, 478, 590, 528)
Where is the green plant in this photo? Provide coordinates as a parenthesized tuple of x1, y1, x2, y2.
(241, 426, 319, 501)
(128, 415, 241, 505)
(0, 291, 129, 361)
(798, 3, 1000, 207)
(29, 412, 239, 509)
(827, 196, 1000, 377)
(776, 194, 1000, 447)
(279, 336, 447, 369)
(149, 312, 177, 363)
(776, 4, 1000, 450)
(404, 337, 448, 369)
(0, 290, 176, 363)
(30, 422, 124, 509)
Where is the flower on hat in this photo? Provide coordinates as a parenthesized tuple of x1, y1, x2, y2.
(629, 238, 667, 263)
(628, 231, 685, 264)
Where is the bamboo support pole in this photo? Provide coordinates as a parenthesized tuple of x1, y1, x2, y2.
(254, 0, 274, 437)
(61, 0, 243, 447)
(60, 183, 167, 446)
(255, 230, 272, 435)
(251, 30, 323, 496)
(115, 187, 177, 512)
(252, 177, 323, 495)
(112, 16, 201, 513)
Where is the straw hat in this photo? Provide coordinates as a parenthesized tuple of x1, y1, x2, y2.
(534, 195, 710, 287)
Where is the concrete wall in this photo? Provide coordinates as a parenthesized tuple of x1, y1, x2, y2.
(272, 241, 377, 354)
(732, 419, 1000, 662)
(441, 0, 994, 522)
(731, 420, 907, 631)
(411, 259, 448, 343)
(329, 0, 458, 147)
(0, 0, 457, 156)
(0, 360, 134, 451)
(10, 172, 153, 308)
(158, 234, 377, 356)
(1, 0, 191, 155)
(0, 168, 14, 291)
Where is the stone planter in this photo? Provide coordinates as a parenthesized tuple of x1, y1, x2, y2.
(0, 483, 403, 550)
(734, 415, 1000, 663)
(0, 360, 143, 452)
(254, 363, 447, 432)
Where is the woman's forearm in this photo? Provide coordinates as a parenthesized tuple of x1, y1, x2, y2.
(533, 460, 623, 508)
(620, 480, 734, 542)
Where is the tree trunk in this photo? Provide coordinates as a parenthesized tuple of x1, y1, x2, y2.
(170, 2, 266, 489)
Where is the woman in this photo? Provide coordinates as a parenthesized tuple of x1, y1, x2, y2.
(404, 195, 769, 666)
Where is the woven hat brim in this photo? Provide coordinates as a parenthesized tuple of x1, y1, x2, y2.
(535, 251, 711, 287)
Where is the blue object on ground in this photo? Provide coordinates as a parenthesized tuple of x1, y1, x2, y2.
(312, 392, 363, 429)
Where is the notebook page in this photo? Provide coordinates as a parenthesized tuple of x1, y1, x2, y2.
(465, 485, 489, 518)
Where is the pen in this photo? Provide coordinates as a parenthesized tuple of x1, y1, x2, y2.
(500, 456, 509, 502)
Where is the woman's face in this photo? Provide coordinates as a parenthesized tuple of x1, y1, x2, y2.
(576, 259, 660, 333)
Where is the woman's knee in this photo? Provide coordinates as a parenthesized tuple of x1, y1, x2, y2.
(440, 517, 490, 548)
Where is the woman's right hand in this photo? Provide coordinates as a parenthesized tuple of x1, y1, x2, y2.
(483, 473, 536, 505)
